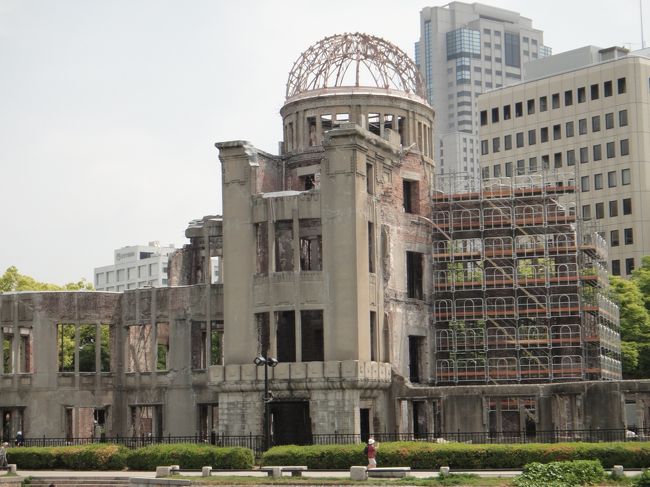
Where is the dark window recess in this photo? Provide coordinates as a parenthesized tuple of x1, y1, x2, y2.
(408, 335, 423, 383)
(577, 87, 586, 103)
(604, 80, 613, 97)
(618, 77, 627, 94)
(504, 32, 521, 67)
(540, 127, 549, 143)
(553, 124, 561, 140)
(369, 311, 377, 362)
(516, 132, 524, 148)
(480, 110, 488, 125)
(504, 134, 512, 150)
(368, 222, 375, 273)
(540, 96, 548, 112)
(515, 102, 523, 117)
(276, 311, 296, 363)
(564, 90, 573, 105)
(528, 129, 536, 145)
(301, 310, 324, 362)
(626, 258, 635, 275)
(610, 230, 619, 247)
(552, 93, 560, 109)
(403, 179, 418, 214)
(609, 200, 618, 217)
(590, 84, 599, 100)
(406, 251, 423, 300)
(503, 105, 511, 120)
(492, 107, 499, 123)
(527, 99, 535, 114)
(592, 115, 600, 132)
(623, 198, 632, 215)
(612, 260, 621, 276)
(625, 228, 634, 245)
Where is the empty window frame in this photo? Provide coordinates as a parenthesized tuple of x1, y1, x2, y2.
(275, 220, 294, 271)
(156, 322, 169, 371)
(299, 219, 322, 271)
(276, 311, 296, 363)
(127, 324, 154, 373)
(403, 179, 419, 214)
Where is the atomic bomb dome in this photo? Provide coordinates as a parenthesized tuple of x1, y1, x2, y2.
(286, 32, 426, 101)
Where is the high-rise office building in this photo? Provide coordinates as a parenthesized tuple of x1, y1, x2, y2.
(478, 46, 650, 276)
(416, 2, 550, 175)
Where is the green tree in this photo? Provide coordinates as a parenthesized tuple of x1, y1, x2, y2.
(0, 266, 93, 292)
(633, 256, 650, 313)
(621, 341, 639, 377)
(609, 276, 650, 341)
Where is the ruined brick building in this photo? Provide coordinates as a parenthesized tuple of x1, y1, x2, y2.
(1, 33, 649, 445)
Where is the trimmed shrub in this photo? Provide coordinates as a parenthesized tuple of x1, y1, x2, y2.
(513, 460, 605, 487)
(262, 441, 650, 469)
(6, 444, 129, 470)
(636, 469, 650, 487)
(125, 444, 254, 470)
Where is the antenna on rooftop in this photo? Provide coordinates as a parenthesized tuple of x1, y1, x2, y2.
(642, 0, 646, 48)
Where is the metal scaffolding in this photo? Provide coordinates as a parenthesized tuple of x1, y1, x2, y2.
(431, 173, 621, 385)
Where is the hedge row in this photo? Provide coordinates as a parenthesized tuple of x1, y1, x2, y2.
(6, 443, 254, 470)
(262, 441, 650, 469)
(513, 460, 606, 487)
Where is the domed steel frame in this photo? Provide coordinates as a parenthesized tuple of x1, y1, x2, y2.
(286, 32, 426, 100)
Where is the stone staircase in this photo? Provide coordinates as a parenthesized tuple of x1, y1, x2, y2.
(27, 477, 131, 487)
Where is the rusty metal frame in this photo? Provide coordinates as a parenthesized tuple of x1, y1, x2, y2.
(286, 32, 425, 100)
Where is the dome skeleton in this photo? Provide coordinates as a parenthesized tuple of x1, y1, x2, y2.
(286, 32, 425, 100)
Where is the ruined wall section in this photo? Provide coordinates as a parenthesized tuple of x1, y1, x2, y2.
(255, 152, 283, 193)
(377, 150, 434, 384)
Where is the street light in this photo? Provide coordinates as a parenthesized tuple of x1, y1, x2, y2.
(254, 355, 278, 450)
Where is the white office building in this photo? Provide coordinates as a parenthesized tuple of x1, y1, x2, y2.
(415, 2, 550, 175)
(478, 46, 650, 276)
(94, 242, 176, 291)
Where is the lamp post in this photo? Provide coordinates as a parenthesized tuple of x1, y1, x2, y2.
(254, 356, 278, 450)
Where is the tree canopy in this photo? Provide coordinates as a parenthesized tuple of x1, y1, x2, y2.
(0, 266, 93, 292)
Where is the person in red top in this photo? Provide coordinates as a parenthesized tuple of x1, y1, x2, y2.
(366, 438, 377, 469)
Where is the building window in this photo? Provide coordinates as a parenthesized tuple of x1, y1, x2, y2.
(504, 134, 512, 150)
(605, 112, 614, 129)
(578, 118, 587, 135)
(505, 161, 513, 177)
(622, 169, 631, 185)
(608, 171, 617, 187)
(593, 144, 602, 161)
(493, 164, 501, 177)
(528, 129, 536, 145)
(607, 142, 615, 158)
(540, 127, 549, 143)
(580, 147, 588, 164)
(504, 32, 521, 67)
(481, 140, 488, 155)
(527, 99, 535, 114)
(516, 159, 525, 175)
(621, 139, 630, 156)
(515, 101, 523, 117)
(552, 93, 560, 109)
(539, 96, 548, 112)
(516, 132, 524, 148)
(492, 137, 500, 153)
(612, 260, 621, 276)
(566, 149, 575, 166)
(406, 251, 423, 300)
(565, 121, 574, 137)
(594, 173, 603, 190)
(609, 200, 618, 217)
(503, 105, 511, 120)
(595, 202, 604, 219)
(590, 83, 599, 100)
(623, 198, 632, 215)
(480, 110, 488, 125)
(611, 230, 619, 247)
(624, 228, 634, 245)
(582, 204, 591, 220)
(581, 175, 590, 192)
(564, 90, 573, 106)
(577, 87, 586, 103)
(542, 155, 550, 170)
(619, 109, 628, 127)
(554, 152, 562, 168)
(553, 124, 561, 140)
(592, 115, 601, 132)
(492, 107, 499, 123)
(604, 80, 613, 97)
(529, 157, 537, 172)
(626, 258, 635, 275)
(618, 77, 627, 94)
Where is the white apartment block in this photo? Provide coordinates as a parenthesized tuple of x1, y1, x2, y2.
(415, 2, 550, 176)
(94, 242, 176, 291)
(478, 48, 650, 276)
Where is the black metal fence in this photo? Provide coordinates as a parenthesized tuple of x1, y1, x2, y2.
(3, 428, 648, 457)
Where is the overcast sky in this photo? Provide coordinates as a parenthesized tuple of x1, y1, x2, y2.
(0, 0, 646, 284)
